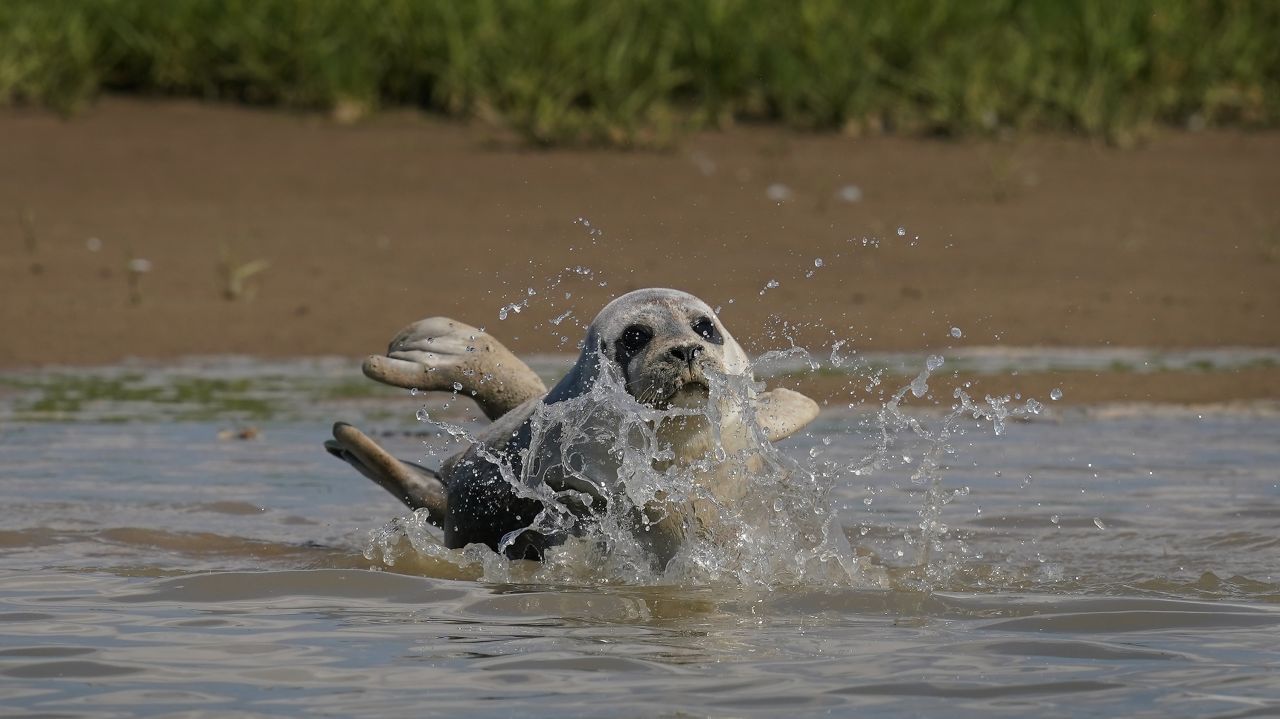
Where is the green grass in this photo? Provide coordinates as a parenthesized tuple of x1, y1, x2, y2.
(12, 375, 275, 418)
(2, 0, 1277, 144)
(0, 365, 411, 423)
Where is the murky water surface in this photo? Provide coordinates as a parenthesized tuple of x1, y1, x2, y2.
(1, 358, 1278, 717)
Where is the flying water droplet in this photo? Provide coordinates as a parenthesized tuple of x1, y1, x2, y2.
(950, 327, 962, 338)
(1050, 387, 1063, 401)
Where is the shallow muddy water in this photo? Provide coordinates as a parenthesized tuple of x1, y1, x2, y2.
(1, 358, 1278, 717)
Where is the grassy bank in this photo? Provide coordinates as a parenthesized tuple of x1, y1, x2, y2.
(2, 0, 1277, 144)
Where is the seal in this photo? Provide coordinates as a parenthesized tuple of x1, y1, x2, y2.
(325, 288, 819, 566)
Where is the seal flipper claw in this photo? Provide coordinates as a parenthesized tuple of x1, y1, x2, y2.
(325, 422, 448, 526)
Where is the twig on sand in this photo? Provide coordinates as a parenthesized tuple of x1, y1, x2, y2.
(218, 244, 270, 301)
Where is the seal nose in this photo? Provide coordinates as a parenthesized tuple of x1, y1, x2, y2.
(669, 344, 702, 366)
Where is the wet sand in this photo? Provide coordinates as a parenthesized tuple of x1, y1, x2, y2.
(2, 98, 1278, 400)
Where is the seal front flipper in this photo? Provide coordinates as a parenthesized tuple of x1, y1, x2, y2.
(324, 422, 448, 526)
(754, 388, 820, 442)
(361, 317, 547, 421)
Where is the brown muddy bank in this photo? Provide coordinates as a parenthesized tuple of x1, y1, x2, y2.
(2, 99, 1277, 399)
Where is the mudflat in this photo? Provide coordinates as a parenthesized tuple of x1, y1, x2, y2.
(2, 99, 1277, 401)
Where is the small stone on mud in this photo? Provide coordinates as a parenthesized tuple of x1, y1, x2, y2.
(218, 426, 261, 441)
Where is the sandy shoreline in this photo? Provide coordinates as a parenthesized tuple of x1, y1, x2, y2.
(2, 98, 1277, 402)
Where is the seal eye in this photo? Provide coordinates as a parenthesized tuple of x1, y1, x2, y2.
(691, 316, 723, 345)
(620, 324, 653, 353)
(614, 324, 653, 369)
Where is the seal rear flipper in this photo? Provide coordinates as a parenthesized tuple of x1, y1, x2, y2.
(324, 422, 448, 527)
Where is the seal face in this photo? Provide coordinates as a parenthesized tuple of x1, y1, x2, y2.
(325, 288, 819, 567)
(592, 289, 747, 410)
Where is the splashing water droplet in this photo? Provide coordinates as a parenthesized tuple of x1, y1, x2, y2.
(451, 382, 463, 392)
(896, 227, 906, 237)
(950, 327, 962, 338)
(1093, 517, 1107, 530)
(814, 258, 824, 268)
(1050, 387, 1064, 401)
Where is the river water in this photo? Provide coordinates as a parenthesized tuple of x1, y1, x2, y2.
(1, 357, 1277, 717)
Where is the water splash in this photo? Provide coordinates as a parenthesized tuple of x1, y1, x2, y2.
(367, 340, 1043, 592)
(369, 355, 861, 587)
(367, 226, 1046, 590)
(573, 216, 605, 239)
(838, 353, 1045, 589)
(497, 301, 525, 320)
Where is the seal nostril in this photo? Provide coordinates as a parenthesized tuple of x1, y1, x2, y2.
(669, 344, 702, 365)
